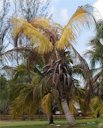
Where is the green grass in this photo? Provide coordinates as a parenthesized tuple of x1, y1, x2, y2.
(0, 118, 102, 128)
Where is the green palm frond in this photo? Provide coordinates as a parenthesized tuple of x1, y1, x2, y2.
(11, 18, 53, 54)
(10, 83, 41, 116)
(90, 96, 103, 117)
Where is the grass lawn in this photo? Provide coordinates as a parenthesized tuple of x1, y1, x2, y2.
(0, 118, 103, 128)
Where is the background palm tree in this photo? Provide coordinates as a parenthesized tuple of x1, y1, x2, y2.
(83, 20, 103, 118)
(86, 20, 103, 98)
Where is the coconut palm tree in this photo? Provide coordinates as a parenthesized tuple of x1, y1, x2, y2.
(10, 5, 97, 125)
(86, 20, 103, 98)
(0, 4, 97, 125)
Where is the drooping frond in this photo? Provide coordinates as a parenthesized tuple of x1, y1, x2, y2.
(72, 45, 93, 102)
(30, 18, 51, 29)
(57, 5, 96, 50)
(90, 96, 103, 117)
(30, 18, 57, 44)
(57, 28, 75, 50)
(11, 18, 53, 54)
(41, 93, 52, 116)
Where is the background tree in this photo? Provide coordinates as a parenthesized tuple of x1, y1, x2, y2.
(0, 0, 51, 118)
(85, 20, 103, 117)
(0, 75, 9, 115)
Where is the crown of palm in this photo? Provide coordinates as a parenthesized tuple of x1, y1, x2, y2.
(12, 5, 95, 54)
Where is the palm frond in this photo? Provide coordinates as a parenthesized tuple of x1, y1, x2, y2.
(30, 19, 57, 44)
(72, 45, 93, 102)
(57, 5, 96, 50)
(30, 18, 51, 29)
(41, 93, 52, 116)
(11, 18, 53, 54)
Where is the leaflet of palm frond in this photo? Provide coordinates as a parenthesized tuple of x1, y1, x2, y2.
(43, 64, 51, 70)
(90, 96, 100, 116)
(34, 66, 43, 76)
(11, 18, 53, 54)
(10, 85, 37, 116)
(10, 92, 28, 115)
(51, 89, 59, 101)
(92, 72, 101, 83)
(43, 59, 60, 75)
(67, 74, 72, 90)
(53, 62, 59, 75)
(1, 47, 39, 66)
(45, 68, 54, 74)
(69, 100, 76, 115)
(90, 67, 102, 75)
(30, 18, 51, 28)
(54, 73, 60, 89)
(2, 47, 36, 55)
(57, 5, 95, 50)
(32, 73, 41, 85)
(27, 51, 40, 71)
(1, 65, 13, 70)
(53, 59, 62, 65)
(33, 86, 42, 105)
(30, 19, 57, 44)
(99, 102, 103, 115)
(72, 46, 93, 101)
(86, 50, 98, 68)
(0, 25, 9, 45)
(13, 64, 27, 79)
(39, 76, 51, 96)
(58, 64, 62, 76)
(11, 84, 27, 97)
(57, 28, 74, 50)
(97, 21, 103, 38)
(41, 93, 52, 116)
(73, 86, 85, 100)
(63, 73, 66, 90)
(72, 46, 91, 79)
(87, 39, 103, 68)
(1, 47, 32, 56)
(73, 65, 87, 79)
(65, 64, 72, 75)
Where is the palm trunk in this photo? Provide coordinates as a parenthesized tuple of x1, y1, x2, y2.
(48, 114, 54, 124)
(61, 99, 76, 125)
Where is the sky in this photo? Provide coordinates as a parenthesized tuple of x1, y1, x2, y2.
(50, 0, 103, 55)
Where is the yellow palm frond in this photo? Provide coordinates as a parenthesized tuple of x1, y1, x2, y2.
(30, 18, 57, 45)
(68, 7, 87, 25)
(56, 27, 75, 49)
(69, 100, 77, 115)
(57, 5, 94, 50)
(30, 18, 51, 29)
(11, 18, 53, 54)
(41, 93, 52, 116)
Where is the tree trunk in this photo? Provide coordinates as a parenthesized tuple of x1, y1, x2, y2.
(61, 99, 76, 125)
(48, 114, 54, 124)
